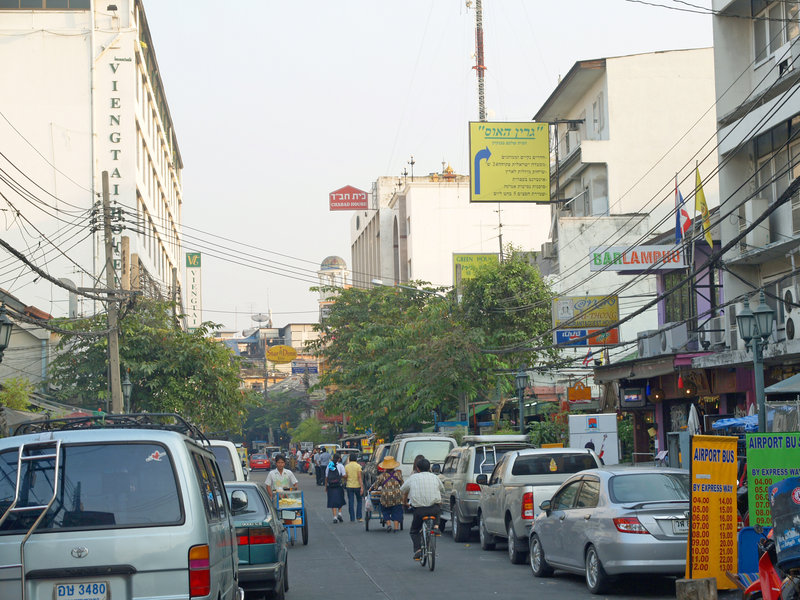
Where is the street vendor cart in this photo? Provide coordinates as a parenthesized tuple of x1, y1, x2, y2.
(275, 490, 308, 545)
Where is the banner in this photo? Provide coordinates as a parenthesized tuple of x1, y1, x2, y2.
(453, 253, 499, 285)
(589, 245, 686, 271)
(185, 253, 202, 332)
(746, 433, 800, 527)
(687, 435, 738, 589)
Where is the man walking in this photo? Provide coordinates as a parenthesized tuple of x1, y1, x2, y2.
(317, 447, 332, 486)
(401, 457, 444, 560)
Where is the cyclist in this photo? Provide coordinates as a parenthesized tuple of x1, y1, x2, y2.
(401, 457, 444, 561)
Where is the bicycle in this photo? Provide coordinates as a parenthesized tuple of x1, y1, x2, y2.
(419, 514, 439, 571)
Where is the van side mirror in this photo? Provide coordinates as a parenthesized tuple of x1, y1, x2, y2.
(476, 474, 488, 486)
(539, 500, 551, 516)
(230, 490, 248, 514)
(431, 464, 441, 474)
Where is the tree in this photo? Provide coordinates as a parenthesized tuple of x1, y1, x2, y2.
(0, 377, 34, 410)
(48, 298, 245, 433)
(290, 417, 337, 445)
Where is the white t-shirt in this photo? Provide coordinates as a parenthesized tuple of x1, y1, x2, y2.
(265, 468, 299, 491)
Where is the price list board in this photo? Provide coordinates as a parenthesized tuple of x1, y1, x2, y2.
(746, 433, 800, 527)
(686, 435, 738, 590)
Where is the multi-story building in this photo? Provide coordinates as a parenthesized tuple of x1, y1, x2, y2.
(0, 0, 183, 312)
(350, 167, 551, 289)
(533, 49, 719, 356)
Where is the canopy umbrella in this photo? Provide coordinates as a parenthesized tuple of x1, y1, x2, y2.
(687, 403, 701, 436)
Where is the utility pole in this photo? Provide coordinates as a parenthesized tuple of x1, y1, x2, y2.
(102, 171, 123, 413)
(473, 0, 487, 122)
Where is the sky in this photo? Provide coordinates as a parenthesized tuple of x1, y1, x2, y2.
(142, 0, 714, 333)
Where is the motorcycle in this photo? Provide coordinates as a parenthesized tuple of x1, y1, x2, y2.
(743, 527, 800, 600)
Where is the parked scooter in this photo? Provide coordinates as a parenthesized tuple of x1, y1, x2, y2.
(743, 526, 800, 600)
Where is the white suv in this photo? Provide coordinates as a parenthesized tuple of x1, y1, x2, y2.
(388, 433, 457, 480)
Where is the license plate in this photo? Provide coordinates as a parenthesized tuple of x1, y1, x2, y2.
(55, 581, 108, 600)
(672, 519, 689, 534)
(281, 510, 296, 520)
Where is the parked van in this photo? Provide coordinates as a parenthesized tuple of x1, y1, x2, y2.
(0, 414, 243, 600)
(207, 439, 248, 481)
(388, 433, 457, 479)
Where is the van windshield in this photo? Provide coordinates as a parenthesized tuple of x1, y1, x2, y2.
(401, 440, 454, 464)
(210, 446, 237, 481)
(0, 443, 183, 533)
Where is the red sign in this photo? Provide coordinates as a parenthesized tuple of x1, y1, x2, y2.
(587, 328, 619, 346)
(329, 185, 369, 211)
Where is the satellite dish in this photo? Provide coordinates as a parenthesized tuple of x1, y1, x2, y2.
(251, 313, 270, 323)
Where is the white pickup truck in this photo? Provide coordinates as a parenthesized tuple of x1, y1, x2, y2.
(476, 447, 602, 564)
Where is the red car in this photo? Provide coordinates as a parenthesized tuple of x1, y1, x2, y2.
(249, 454, 271, 470)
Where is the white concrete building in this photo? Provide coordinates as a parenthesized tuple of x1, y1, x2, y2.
(701, 0, 800, 354)
(533, 49, 719, 353)
(350, 168, 551, 289)
(0, 0, 183, 314)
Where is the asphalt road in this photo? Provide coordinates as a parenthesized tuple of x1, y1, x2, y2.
(249, 468, 738, 600)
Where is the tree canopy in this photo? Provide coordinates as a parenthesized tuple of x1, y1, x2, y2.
(48, 298, 245, 433)
(309, 248, 554, 437)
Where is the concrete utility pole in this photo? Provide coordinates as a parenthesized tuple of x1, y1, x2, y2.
(102, 171, 123, 413)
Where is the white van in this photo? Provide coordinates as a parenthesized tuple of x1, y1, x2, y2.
(388, 433, 457, 479)
(0, 413, 243, 600)
(207, 439, 248, 481)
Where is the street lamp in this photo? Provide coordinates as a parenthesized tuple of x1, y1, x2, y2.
(515, 368, 530, 434)
(736, 291, 775, 433)
(122, 370, 132, 413)
(0, 305, 13, 364)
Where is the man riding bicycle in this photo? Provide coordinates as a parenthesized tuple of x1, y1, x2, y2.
(401, 457, 445, 561)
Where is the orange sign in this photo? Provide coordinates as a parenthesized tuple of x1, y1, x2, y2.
(266, 345, 298, 364)
(567, 381, 592, 403)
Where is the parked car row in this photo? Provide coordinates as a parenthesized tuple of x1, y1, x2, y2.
(0, 413, 291, 600)
(436, 435, 692, 594)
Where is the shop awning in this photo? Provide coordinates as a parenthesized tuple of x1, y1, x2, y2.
(765, 372, 800, 395)
(469, 404, 493, 418)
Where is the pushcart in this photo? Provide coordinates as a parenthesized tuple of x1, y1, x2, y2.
(276, 490, 308, 545)
(364, 490, 403, 531)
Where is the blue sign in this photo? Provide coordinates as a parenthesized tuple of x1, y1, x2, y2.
(555, 329, 588, 346)
(291, 365, 318, 374)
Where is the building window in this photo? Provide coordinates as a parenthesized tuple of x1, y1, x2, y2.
(753, 0, 800, 63)
(664, 270, 695, 324)
(753, 118, 800, 205)
(592, 92, 604, 136)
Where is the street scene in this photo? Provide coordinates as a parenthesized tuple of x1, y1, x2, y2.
(1, 1, 800, 599)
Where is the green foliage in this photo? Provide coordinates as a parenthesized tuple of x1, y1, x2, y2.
(0, 377, 35, 410)
(617, 414, 634, 462)
(309, 251, 554, 438)
(528, 409, 569, 447)
(290, 417, 337, 445)
(48, 299, 245, 433)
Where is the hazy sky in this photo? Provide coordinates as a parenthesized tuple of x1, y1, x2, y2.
(142, 0, 713, 332)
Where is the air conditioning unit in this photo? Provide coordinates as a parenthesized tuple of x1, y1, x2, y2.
(707, 315, 725, 347)
(637, 330, 661, 358)
(740, 198, 770, 253)
(781, 284, 800, 342)
(659, 322, 688, 353)
(542, 242, 555, 259)
(726, 304, 741, 351)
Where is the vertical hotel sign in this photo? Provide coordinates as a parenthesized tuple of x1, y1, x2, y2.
(186, 253, 202, 331)
(686, 435, 738, 589)
(95, 30, 137, 284)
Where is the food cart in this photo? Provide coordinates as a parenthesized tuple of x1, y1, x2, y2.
(275, 490, 308, 545)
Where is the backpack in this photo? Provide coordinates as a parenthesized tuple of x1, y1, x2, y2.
(327, 467, 342, 487)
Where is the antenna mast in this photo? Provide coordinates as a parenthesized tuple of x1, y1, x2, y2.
(473, 0, 487, 121)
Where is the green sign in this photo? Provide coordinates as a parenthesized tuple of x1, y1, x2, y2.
(746, 433, 800, 526)
(186, 252, 201, 268)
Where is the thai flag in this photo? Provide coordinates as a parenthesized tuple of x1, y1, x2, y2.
(675, 178, 691, 244)
(582, 349, 593, 366)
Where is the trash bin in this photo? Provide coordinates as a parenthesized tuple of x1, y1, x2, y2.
(768, 476, 800, 572)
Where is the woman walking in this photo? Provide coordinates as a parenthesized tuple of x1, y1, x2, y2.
(325, 453, 347, 523)
(372, 456, 404, 532)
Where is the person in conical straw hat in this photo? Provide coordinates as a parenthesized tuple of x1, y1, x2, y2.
(373, 456, 404, 532)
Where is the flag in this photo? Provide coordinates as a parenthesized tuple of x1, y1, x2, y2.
(582, 349, 592, 366)
(695, 167, 713, 247)
(675, 177, 691, 244)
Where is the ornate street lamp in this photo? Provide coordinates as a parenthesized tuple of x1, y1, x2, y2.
(515, 368, 530, 434)
(0, 305, 13, 364)
(736, 291, 775, 433)
(122, 371, 132, 413)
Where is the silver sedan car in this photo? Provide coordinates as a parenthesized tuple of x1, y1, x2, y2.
(528, 467, 690, 594)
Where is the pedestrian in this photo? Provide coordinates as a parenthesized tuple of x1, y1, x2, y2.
(317, 447, 331, 486)
(373, 456, 404, 532)
(264, 454, 299, 500)
(325, 453, 346, 523)
(345, 451, 364, 522)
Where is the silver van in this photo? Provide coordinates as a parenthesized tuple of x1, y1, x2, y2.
(0, 414, 243, 600)
(388, 433, 457, 480)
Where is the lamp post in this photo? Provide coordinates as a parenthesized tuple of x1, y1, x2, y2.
(0, 305, 13, 364)
(515, 368, 530, 434)
(736, 291, 775, 433)
(122, 370, 132, 414)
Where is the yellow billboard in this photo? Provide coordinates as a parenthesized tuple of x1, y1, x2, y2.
(469, 122, 550, 203)
(266, 345, 298, 364)
(453, 253, 499, 285)
(686, 435, 738, 590)
(552, 296, 619, 328)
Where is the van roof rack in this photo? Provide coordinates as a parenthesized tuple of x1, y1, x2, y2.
(13, 413, 209, 443)
(461, 434, 530, 446)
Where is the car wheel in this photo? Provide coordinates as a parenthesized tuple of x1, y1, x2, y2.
(507, 522, 527, 564)
(585, 544, 609, 594)
(529, 534, 553, 577)
(302, 517, 308, 545)
(283, 556, 289, 591)
(365, 512, 370, 531)
(478, 513, 495, 551)
(452, 512, 470, 543)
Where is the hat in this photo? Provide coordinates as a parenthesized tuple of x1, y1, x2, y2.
(379, 456, 400, 470)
